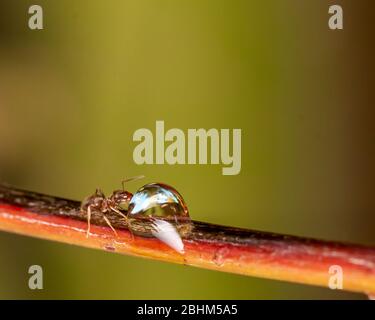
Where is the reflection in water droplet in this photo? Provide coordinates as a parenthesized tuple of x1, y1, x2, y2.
(128, 183, 189, 218)
(127, 183, 191, 253)
(150, 219, 185, 254)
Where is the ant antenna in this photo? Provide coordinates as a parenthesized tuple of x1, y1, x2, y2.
(121, 175, 145, 190)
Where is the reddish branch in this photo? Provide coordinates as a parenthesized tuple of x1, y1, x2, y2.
(0, 183, 374, 295)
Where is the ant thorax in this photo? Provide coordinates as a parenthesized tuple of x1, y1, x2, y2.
(81, 188, 131, 237)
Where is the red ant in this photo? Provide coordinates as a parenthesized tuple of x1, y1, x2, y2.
(80, 176, 143, 237)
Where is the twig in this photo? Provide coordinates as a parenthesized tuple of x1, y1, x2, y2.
(0, 184, 374, 295)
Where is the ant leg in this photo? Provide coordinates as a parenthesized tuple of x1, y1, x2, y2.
(121, 175, 145, 190)
(109, 206, 127, 219)
(109, 206, 134, 241)
(128, 223, 135, 241)
(103, 215, 118, 236)
(107, 206, 134, 241)
(109, 206, 135, 242)
(86, 205, 92, 238)
(174, 214, 182, 234)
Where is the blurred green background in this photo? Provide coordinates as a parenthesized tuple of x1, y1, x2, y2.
(0, 0, 374, 299)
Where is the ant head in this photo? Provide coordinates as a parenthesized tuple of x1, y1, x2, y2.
(110, 190, 133, 209)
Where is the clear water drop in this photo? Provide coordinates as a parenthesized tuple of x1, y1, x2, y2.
(127, 183, 191, 253)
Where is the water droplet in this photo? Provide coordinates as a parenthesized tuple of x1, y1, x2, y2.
(127, 183, 191, 253)
(128, 183, 189, 218)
